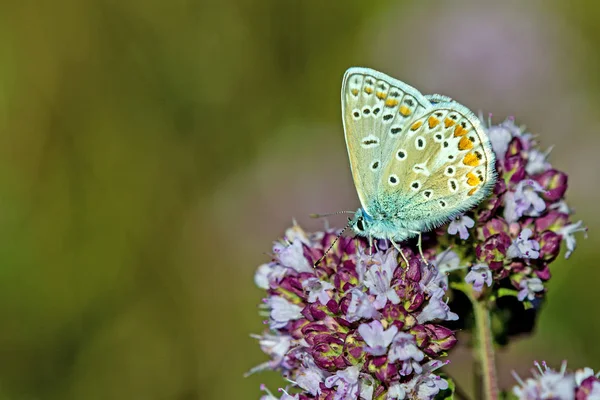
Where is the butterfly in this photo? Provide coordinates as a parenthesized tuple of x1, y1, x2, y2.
(342, 67, 496, 261)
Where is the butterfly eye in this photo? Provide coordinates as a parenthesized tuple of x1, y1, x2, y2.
(356, 218, 365, 231)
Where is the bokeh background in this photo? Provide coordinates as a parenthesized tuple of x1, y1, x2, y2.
(0, 0, 599, 399)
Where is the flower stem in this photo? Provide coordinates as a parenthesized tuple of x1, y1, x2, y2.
(471, 296, 498, 400)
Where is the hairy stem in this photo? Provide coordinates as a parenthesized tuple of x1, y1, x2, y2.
(471, 296, 498, 400)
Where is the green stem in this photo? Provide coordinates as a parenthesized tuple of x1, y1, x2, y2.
(471, 296, 499, 400)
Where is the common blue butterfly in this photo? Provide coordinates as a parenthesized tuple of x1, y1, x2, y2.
(342, 67, 496, 259)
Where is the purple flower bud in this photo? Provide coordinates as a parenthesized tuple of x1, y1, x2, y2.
(285, 319, 309, 340)
(477, 179, 507, 222)
(342, 330, 366, 366)
(404, 255, 422, 282)
(476, 232, 512, 270)
(422, 324, 458, 356)
(302, 302, 341, 323)
(380, 303, 408, 330)
(333, 266, 359, 293)
(505, 136, 524, 160)
(480, 218, 509, 239)
(575, 367, 600, 399)
(301, 322, 331, 345)
(535, 169, 568, 202)
(539, 230, 561, 262)
(505, 154, 528, 184)
(310, 335, 347, 371)
(535, 264, 552, 281)
(535, 210, 570, 233)
(366, 355, 399, 382)
(273, 276, 306, 302)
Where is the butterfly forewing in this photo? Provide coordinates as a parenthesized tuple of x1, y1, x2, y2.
(342, 67, 432, 214)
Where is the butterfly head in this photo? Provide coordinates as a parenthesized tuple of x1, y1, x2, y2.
(350, 208, 373, 236)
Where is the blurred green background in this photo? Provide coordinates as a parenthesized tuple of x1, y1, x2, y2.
(0, 1, 598, 399)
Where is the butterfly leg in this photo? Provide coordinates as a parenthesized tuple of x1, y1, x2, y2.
(410, 231, 429, 265)
(390, 240, 410, 265)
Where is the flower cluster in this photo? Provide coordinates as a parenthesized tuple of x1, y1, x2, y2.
(511, 361, 600, 399)
(252, 225, 458, 399)
(250, 116, 588, 399)
(438, 117, 586, 304)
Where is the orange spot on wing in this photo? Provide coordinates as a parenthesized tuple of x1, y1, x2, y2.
(376, 91, 387, 100)
(466, 172, 480, 187)
(385, 98, 399, 107)
(351, 89, 359, 96)
(463, 152, 479, 167)
(364, 87, 373, 94)
(444, 118, 455, 128)
(410, 121, 423, 131)
(428, 116, 440, 129)
(454, 125, 468, 137)
(468, 188, 477, 196)
(458, 136, 473, 151)
(399, 105, 411, 116)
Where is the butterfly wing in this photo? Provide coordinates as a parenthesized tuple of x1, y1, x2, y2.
(341, 67, 432, 214)
(378, 101, 496, 232)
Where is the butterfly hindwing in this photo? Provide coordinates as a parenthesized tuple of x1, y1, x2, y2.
(379, 102, 496, 231)
(342, 67, 432, 215)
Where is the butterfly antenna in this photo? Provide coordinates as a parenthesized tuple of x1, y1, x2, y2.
(314, 218, 353, 267)
(310, 211, 355, 218)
